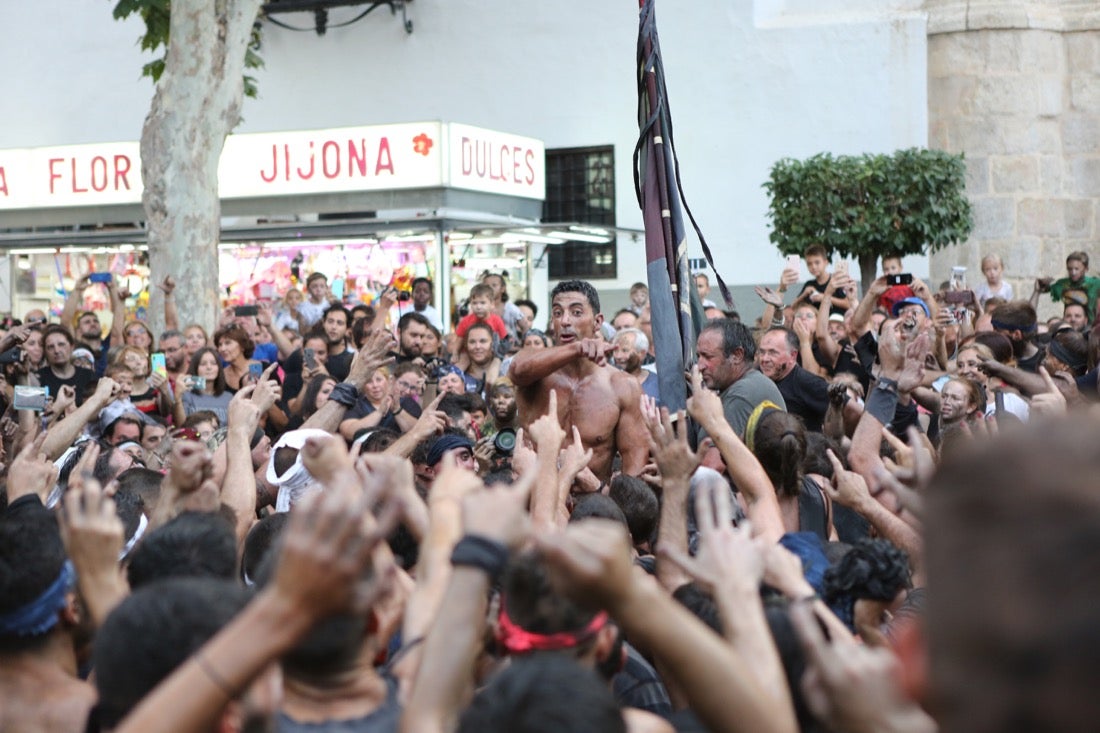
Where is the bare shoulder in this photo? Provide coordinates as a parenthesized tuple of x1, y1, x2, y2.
(608, 366, 643, 404)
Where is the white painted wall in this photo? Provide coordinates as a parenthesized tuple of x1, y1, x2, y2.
(1, 0, 929, 294)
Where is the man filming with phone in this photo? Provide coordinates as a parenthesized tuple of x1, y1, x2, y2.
(60, 272, 127, 377)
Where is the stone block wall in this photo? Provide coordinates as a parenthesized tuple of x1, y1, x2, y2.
(927, 2, 1100, 319)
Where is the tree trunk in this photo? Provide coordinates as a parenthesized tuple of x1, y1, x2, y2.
(141, 0, 262, 338)
(858, 252, 879, 296)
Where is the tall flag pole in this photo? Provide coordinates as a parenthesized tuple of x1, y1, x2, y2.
(634, 0, 732, 413)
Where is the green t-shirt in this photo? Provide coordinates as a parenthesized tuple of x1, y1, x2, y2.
(1050, 276, 1100, 321)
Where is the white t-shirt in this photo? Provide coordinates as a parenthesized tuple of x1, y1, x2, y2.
(297, 299, 328, 327)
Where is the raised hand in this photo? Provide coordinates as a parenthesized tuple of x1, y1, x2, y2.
(536, 519, 638, 613)
(790, 602, 936, 733)
(348, 329, 396, 387)
(459, 457, 536, 550)
(251, 363, 282, 412)
(59, 472, 127, 624)
(300, 434, 356, 486)
(755, 285, 784, 308)
(645, 406, 699, 485)
(227, 385, 264, 434)
(5, 432, 58, 503)
(272, 481, 398, 619)
(527, 389, 566, 451)
(558, 425, 593, 486)
(661, 479, 762, 596)
(823, 449, 873, 510)
(686, 366, 725, 434)
(576, 338, 615, 367)
(165, 440, 214, 495)
(511, 427, 537, 476)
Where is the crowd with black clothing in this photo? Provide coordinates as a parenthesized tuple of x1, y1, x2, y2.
(0, 256, 1098, 733)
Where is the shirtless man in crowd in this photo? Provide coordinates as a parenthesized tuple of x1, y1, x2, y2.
(509, 280, 649, 481)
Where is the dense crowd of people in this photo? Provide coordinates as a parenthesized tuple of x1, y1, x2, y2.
(1, 254, 1097, 733)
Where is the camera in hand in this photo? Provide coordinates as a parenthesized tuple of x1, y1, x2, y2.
(887, 273, 914, 286)
(234, 305, 258, 317)
(0, 347, 23, 365)
(186, 376, 207, 391)
(942, 290, 975, 306)
(426, 358, 450, 380)
(396, 290, 412, 302)
(493, 428, 517, 456)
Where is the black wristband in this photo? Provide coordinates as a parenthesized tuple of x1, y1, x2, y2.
(450, 535, 509, 582)
(328, 382, 359, 408)
(865, 378, 899, 426)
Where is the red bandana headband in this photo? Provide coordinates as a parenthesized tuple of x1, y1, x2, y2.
(496, 603, 609, 654)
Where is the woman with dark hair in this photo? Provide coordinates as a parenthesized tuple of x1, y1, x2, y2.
(286, 374, 337, 430)
(213, 326, 263, 392)
(172, 346, 232, 426)
(749, 406, 835, 542)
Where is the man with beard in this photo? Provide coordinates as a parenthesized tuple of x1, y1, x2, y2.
(990, 301, 1042, 373)
(158, 329, 187, 385)
(509, 280, 648, 481)
(319, 305, 353, 381)
(394, 312, 431, 365)
(61, 273, 127, 377)
(611, 328, 659, 403)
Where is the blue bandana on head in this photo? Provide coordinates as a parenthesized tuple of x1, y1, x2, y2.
(426, 433, 474, 467)
(0, 561, 74, 638)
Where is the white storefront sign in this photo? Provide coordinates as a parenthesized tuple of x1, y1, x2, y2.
(0, 122, 545, 210)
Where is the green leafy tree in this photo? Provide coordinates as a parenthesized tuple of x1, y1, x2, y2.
(764, 148, 973, 291)
(113, 0, 264, 97)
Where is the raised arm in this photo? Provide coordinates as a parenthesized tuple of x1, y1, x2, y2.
(222, 375, 281, 545)
(302, 329, 394, 433)
(508, 341, 588, 387)
(114, 469, 398, 733)
(401, 464, 532, 733)
(256, 303, 298, 361)
(525, 391, 567, 533)
(815, 276, 844, 367)
(850, 277, 888, 338)
(642, 399, 699, 592)
(159, 277, 179, 332)
(687, 368, 785, 544)
(41, 378, 119, 461)
(539, 521, 799, 733)
(61, 275, 91, 334)
(108, 279, 127, 344)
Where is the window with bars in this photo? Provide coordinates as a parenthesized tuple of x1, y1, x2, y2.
(544, 146, 617, 279)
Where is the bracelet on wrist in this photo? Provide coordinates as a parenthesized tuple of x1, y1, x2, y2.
(328, 382, 359, 408)
(450, 535, 509, 582)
